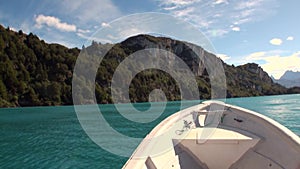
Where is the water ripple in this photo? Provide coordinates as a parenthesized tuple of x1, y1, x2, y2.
(0, 94, 299, 168)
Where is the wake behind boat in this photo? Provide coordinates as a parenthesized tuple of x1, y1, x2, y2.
(122, 101, 300, 169)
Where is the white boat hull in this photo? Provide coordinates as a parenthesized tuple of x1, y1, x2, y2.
(122, 101, 300, 169)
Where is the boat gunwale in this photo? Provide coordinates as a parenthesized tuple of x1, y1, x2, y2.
(122, 101, 300, 169)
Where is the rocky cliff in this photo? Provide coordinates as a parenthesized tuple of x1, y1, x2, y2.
(89, 34, 292, 100)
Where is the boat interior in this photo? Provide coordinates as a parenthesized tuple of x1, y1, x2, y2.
(123, 101, 300, 169)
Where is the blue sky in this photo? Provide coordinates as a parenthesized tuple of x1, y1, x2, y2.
(0, 0, 299, 79)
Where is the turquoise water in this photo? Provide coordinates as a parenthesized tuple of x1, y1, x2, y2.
(0, 94, 299, 168)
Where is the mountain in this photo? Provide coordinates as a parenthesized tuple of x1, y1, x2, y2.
(0, 25, 299, 107)
(274, 71, 300, 88)
(280, 70, 300, 80)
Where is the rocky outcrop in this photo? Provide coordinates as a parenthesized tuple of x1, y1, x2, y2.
(120, 34, 219, 77)
(239, 63, 273, 83)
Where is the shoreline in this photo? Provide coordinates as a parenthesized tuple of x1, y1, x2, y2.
(1, 93, 299, 109)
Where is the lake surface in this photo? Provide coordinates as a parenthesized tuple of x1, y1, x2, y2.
(0, 94, 299, 168)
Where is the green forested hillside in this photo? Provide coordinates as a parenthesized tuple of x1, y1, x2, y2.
(0, 25, 299, 107)
(0, 25, 79, 107)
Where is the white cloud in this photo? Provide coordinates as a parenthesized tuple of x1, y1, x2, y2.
(239, 9, 256, 18)
(245, 50, 286, 60)
(231, 26, 240, 31)
(246, 51, 266, 60)
(35, 14, 76, 32)
(208, 29, 229, 37)
(217, 54, 231, 61)
(77, 29, 90, 33)
(213, 0, 229, 5)
(30, 0, 121, 47)
(244, 50, 300, 79)
(159, 0, 201, 8)
(60, 0, 121, 25)
(101, 22, 111, 28)
(163, 6, 179, 11)
(157, 0, 278, 38)
(235, 0, 263, 10)
(173, 7, 195, 17)
(269, 38, 282, 46)
(287, 36, 294, 41)
(262, 52, 300, 79)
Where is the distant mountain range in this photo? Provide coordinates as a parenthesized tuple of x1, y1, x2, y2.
(0, 24, 299, 107)
(272, 71, 300, 88)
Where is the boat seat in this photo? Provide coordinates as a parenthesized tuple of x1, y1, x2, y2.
(173, 127, 261, 169)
